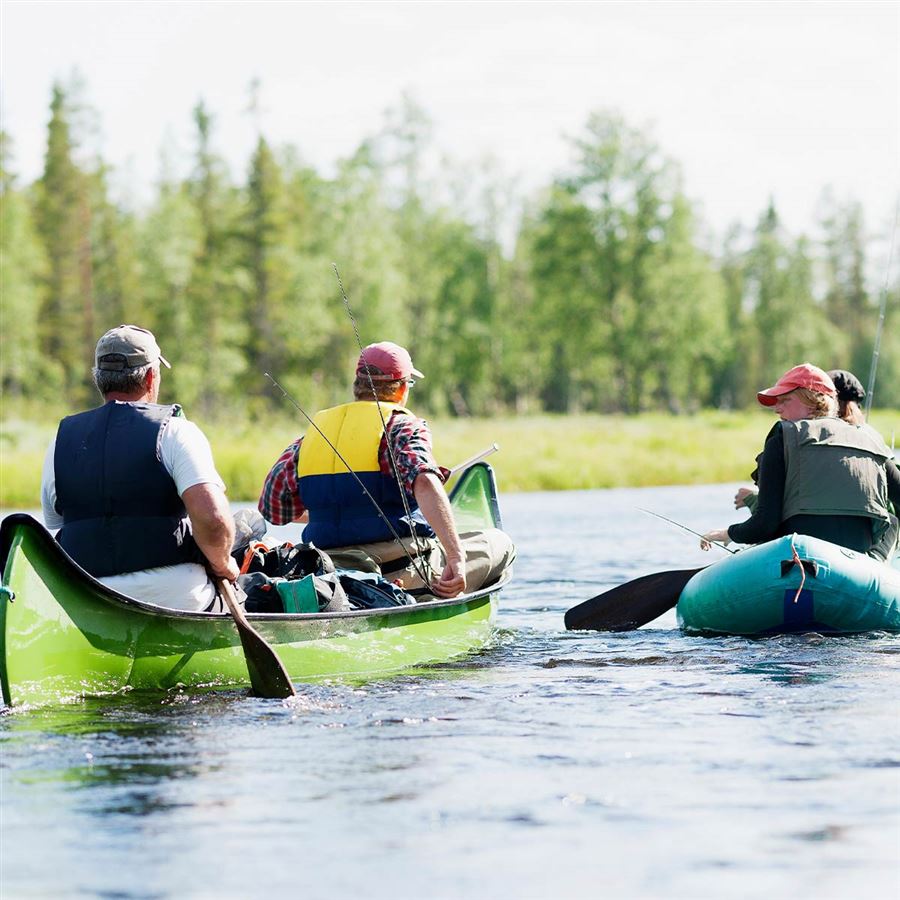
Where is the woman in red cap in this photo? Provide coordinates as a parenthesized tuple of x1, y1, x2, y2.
(732, 367, 874, 512)
(702, 363, 900, 561)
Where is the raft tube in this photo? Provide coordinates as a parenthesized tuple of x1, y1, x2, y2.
(677, 534, 900, 635)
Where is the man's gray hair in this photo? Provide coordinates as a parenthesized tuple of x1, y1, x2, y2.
(93, 362, 155, 397)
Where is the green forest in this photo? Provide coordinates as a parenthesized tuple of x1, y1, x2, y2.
(2, 82, 898, 422)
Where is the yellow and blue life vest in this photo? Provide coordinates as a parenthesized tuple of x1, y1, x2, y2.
(297, 401, 432, 548)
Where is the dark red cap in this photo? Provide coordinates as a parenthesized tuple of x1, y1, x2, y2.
(356, 342, 424, 381)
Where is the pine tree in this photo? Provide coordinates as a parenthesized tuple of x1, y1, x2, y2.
(181, 101, 246, 414)
(0, 133, 46, 401)
(32, 83, 94, 401)
(243, 135, 293, 395)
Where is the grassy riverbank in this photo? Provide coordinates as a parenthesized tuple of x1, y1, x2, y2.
(2, 410, 898, 509)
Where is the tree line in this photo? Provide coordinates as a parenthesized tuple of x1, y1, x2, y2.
(2, 83, 898, 420)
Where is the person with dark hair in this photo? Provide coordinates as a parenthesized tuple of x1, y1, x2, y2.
(827, 369, 866, 425)
(41, 325, 241, 610)
(705, 363, 900, 561)
(259, 341, 514, 598)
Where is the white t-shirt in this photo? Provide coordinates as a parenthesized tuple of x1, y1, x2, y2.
(42, 411, 226, 612)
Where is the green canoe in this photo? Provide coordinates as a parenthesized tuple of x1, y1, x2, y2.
(0, 463, 509, 708)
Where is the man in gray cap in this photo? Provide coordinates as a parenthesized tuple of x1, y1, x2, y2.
(40, 325, 240, 610)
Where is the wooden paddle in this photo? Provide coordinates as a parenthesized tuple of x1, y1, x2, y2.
(564, 567, 706, 632)
(217, 578, 296, 698)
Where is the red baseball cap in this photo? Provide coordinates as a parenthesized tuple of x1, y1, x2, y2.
(356, 342, 424, 381)
(757, 363, 836, 407)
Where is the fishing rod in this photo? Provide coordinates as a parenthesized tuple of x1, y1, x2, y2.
(638, 508, 738, 554)
(264, 373, 432, 587)
(864, 199, 899, 420)
(332, 263, 435, 583)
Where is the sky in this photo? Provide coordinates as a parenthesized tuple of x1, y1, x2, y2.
(2, 0, 898, 244)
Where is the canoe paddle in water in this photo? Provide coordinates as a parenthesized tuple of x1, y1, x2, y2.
(565, 509, 733, 631)
(218, 578, 296, 699)
(564, 567, 706, 631)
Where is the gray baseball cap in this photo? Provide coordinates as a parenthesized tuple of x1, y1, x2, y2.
(95, 325, 171, 371)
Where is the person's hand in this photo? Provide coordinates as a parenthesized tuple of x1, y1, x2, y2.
(211, 556, 240, 582)
(431, 556, 466, 598)
(700, 529, 730, 551)
(734, 487, 756, 509)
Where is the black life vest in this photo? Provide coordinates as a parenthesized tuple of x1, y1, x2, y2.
(54, 402, 201, 577)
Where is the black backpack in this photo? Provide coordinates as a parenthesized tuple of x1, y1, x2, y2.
(237, 542, 349, 614)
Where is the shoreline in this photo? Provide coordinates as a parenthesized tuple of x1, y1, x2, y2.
(3, 410, 897, 508)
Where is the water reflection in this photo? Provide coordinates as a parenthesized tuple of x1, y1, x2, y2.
(1, 693, 235, 811)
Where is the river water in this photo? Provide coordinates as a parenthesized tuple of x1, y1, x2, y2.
(2, 484, 899, 899)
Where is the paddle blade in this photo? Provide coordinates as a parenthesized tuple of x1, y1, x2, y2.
(564, 567, 705, 632)
(219, 580, 296, 698)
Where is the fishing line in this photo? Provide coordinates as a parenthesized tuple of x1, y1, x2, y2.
(332, 264, 435, 584)
(264, 373, 432, 586)
(864, 198, 899, 419)
(638, 508, 738, 554)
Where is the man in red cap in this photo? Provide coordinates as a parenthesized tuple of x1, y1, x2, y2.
(702, 362, 900, 560)
(259, 341, 514, 597)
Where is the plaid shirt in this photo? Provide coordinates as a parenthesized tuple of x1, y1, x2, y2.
(258, 409, 449, 525)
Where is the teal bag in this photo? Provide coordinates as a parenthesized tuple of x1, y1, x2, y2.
(275, 575, 319, 613)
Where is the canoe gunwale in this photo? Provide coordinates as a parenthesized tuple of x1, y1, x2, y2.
(0, 512, 509, 623)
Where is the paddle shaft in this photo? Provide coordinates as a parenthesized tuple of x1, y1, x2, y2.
(218, 578, 296, 698)
(449, 444, 499, 478)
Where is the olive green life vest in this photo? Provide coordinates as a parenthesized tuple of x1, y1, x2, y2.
(781, 418, 898, 560)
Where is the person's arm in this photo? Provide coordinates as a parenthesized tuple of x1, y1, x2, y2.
(258, 438, 307, 524)
(886, 459, 900, 509)
(385, 413, 464, 596)
(160, 417, 238, 579)
(702, 426, 786, 549)
(182, 483, 238, 580)
(727, 426, 786, 545)
(413, 472, 465, 598)
(734, 487, 758, 510)
(383, 413, 448, 502)
(40, 436, 64, 531)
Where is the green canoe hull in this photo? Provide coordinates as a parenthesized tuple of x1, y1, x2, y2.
(1, 463, 507, 707)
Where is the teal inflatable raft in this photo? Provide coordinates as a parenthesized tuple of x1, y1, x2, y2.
(677, 534, 900, 635)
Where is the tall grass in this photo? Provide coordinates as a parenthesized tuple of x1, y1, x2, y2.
(2, 410, 898, 508)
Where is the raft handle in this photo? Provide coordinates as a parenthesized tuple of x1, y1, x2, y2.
(780, 559, 818, 579)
